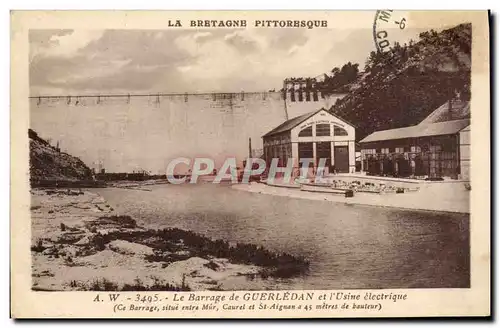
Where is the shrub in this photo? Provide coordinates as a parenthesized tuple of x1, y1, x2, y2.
(87, 278, 119, 291)
(31, 239, 46, 253)
(120, 276, 191, 292)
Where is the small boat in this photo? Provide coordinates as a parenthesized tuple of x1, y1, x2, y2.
(300, 182, 354, 197)
(358, 188, 384, 194)
(266, 180, 301, 189)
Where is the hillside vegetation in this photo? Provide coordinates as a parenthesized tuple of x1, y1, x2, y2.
(330, 23, 471, 140)
(29, 129, 94, 185)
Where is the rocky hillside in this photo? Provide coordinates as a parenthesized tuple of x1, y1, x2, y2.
(331, 23, 471, 140)
(29, 129, 94, 185)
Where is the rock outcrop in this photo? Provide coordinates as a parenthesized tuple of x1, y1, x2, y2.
(29, 129, 96, 186)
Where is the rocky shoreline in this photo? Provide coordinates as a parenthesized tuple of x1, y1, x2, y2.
(31, 189, 309, 291)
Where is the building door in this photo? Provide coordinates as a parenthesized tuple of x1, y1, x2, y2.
(334, 146, 349, 173)
(316, 142, 331, 168)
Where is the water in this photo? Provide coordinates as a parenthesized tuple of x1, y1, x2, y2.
(97, 184, 470, 290)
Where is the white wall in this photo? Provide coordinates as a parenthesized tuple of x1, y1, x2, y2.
(30, 92, 345, 173)
(459, 126, 470, 180)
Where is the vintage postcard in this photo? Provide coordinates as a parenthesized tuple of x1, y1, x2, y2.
(10, 10, 490, 318)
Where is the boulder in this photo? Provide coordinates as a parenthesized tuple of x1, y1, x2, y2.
(74, 235, 92, 246)
(174, 250, 191, 257)
(42, 247, 58, 256)
(108, 240, 154, 256)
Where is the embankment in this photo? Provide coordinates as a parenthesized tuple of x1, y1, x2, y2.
(232, 181, 470, 214)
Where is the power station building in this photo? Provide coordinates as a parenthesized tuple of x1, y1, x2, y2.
(359, 99, 470, 180)
(262, 109, 356, 173)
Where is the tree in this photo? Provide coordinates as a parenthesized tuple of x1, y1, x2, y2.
(330, 23, 471, 140)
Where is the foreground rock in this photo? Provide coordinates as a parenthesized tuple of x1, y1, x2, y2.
(31, 189, 308, 291)
(108, 240, 155, 256)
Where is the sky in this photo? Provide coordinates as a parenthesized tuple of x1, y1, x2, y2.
(28, 9, 474, 97)
(29, 27, 419, 96)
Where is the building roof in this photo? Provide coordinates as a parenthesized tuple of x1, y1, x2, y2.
(420, 100, 470, 124)
(262, 108, 353, 138)
(359, 119, 470, 143)
(263, 111, 316, 138)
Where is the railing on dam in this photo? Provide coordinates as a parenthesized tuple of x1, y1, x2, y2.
(30, 92, 272, 106)
(29, 91, 344, 122)
(29, 90, 332, 106)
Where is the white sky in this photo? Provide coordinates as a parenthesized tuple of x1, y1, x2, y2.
(29, 10, 471, 96)
(29, 27, 419, 96)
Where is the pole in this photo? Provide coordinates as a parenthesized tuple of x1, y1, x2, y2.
(283, 80, 289, 120)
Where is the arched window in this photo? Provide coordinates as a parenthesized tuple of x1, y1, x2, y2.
(316, 124, 330, 136)
(298, 126, 313, 137)
(333, 126, 348, 136)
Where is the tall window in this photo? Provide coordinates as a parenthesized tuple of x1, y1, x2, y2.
(441, 138, 455, 152)
(298, 142, 314, 161)
(333, 126, 348, 136)
(430, 145, 441, 152)
(316, 124, 331, 136)
(298, 126, 313, 137)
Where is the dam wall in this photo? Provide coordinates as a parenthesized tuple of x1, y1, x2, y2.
(29, 92, 344, 173)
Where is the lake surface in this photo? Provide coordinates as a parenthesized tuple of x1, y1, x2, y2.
(97, 184, 470, 290)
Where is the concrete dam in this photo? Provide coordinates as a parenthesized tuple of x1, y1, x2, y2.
(30, 92, 345, 173)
